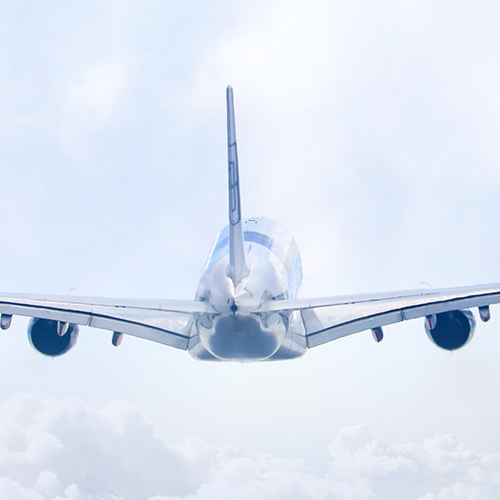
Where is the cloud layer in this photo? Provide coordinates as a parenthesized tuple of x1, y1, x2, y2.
(1, 394, 499, 500)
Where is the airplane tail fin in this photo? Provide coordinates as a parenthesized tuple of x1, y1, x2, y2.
(226, 86, 249, 286)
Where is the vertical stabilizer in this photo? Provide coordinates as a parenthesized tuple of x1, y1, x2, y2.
(226, 86, 249, 286)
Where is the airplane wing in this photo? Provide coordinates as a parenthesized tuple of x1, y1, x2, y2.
(0, 293, 210, 350)
(257, 284, 500, 347)
(3, 284, 499, 354)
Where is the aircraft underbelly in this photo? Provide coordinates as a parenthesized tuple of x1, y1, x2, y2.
(198, 313, 285, 361)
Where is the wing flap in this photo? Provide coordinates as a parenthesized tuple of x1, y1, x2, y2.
(87, 313, 190, 350)
(0, 304, 92, 327)
(303, 308, 405, 347)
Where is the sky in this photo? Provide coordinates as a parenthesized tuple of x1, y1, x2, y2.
(1, 1, 500, 498)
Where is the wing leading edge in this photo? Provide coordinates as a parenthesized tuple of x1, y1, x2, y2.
(257, 283, 500, 348)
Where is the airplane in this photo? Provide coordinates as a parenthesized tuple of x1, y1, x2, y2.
(1, 86, 500, 362)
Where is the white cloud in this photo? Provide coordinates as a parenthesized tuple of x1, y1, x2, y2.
(0, 395, 500, 500)
(34, 470, 63, 498)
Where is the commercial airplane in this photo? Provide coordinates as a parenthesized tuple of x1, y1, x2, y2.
(1, 86, 500, 362)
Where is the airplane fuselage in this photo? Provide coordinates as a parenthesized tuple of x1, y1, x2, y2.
(189, 217, 307, 361)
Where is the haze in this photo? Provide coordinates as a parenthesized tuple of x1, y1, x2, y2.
(1, 1, 500, 498)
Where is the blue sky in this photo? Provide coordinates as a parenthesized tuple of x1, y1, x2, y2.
(1, 1, 500, 498)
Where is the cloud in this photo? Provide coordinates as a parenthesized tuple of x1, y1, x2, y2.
(0, 394, 193, 499)
(0, 395, 499, 500)
(328, 425, 500, 500)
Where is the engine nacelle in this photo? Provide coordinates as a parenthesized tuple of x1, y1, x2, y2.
(28, 318, 79, 356)
(425, 309, 476, 351)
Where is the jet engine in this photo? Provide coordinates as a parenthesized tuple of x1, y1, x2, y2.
(28, 318, 79, 356)
(424, 309, 475, 351)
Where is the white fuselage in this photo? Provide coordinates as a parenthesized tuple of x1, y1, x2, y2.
(188, 217, 307, 361)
